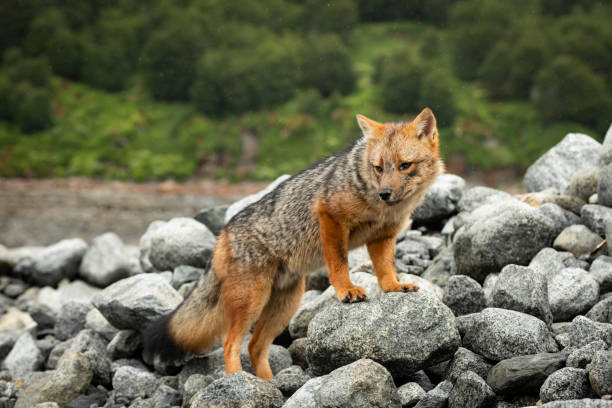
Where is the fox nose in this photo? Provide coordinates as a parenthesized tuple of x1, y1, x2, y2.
(379, 189, 392, 202)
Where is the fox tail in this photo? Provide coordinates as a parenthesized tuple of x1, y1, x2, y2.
(142, 269, 226, 368)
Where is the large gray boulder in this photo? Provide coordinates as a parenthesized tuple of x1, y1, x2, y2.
(548, 268, 599, 322)
(224, 174, 291, 223)
(457, 186, 516, 213)
(14, 239, 87, 286)
(565, 315, 612, 348)
(14, 350, 94, 408)
(92, 274, 182, 331)
(442, 275, 486, 316)
(140, 217, 216, 272)
(586, 297, 612, 324)
(487, 352, 568, 396)
(540, 367, 590, 403)
(524, 133, 601, 193)
(490, 265, 552, 326)
(412, 174, 466, 225)
(2, 332, 44, 380)
(589, 350, 612, 396)
(284, 359, 401, 408)
(581, 204, 612, 237)
(79, 232, 135, 287)
(454, 202, 555, 282)
(461, 308, 558, 362)
(598, 163, 612, 207)
(445, 347, 492, 384)
(112, 365, 159, 403)
(538, 203, 582, 239)
(553, 225, 603, 257)
(306, 293, 460, 378)
(566, 340, 608, 369)
(189, 371, 284, 408)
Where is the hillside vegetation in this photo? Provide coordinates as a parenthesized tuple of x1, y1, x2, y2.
(0, 0, 610, 181)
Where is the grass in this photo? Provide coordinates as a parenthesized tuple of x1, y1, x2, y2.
(0, 22, 601, 182)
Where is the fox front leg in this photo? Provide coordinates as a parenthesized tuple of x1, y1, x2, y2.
(317, 210, 367, 303)
(367, 237, 419, 294)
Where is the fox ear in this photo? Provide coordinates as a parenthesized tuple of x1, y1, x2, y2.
(356, 114, 384, 140)
(413, 107, 437, 142)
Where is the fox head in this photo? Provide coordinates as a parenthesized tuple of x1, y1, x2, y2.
(357, 108, 442, 205)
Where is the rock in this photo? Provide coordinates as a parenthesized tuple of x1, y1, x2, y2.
(565, 316, 612, 348)
(524, 133, 601, 193)
(2, 332, 43, 380)
(442, 275, 486, 316)
(490, 265, 553, 326)
(288, 338, 308, 370)
(581, 204, 612, 237)
(548, 268, 599, 322)
(0, 246, 44, 275)
(84, 308, 119, 342)
(79, 233, 135, 287)
(0, 307, 37, 333)
(189, 371, 284, 408)
(194, 205, 228, 235)
(224, 174, 291, 223)
(92, 274, 182, 331)
(171, 265, 205, 290)
(421, 247, 455, 288)
(284, 359, 401, 408)
(598, 164, 612, 207)
(412, 174, 466, 225)
(568, 167, 599, 202)
(178, 340, 292, 384)
(532, 400, 612, 407)
(113, 365, 158, 403)
(305, 268, 329, 291)
(589, 350, 612, 396)
(486, 352, 567, 395)
(64, 329, 112, 387)
(395, 237, 432, 275)
(566, 340, 608, 368)
(269, 365, 310, 397)
(553, 225, 603, 257)
(0, 334, 16, 361)
(397, 274, 444, 299)
(23, 302, 56, 331)
(586, 297, 612, 324)
(590, 256, 612, 294)
(398, 382, 426, 407)
(461, 308, 558, 361)
(14, 239, 87, 287)
(139, 220, 164, 273)
(448, 371, 495, 408)
(529, 248, 574, 280)
(453, 202, 555, 282)
(538, 203, 582, 238)
(145, 217, 216, 272)
(3, 279, 26, 298)
(457, 186, 516, 213)
(182, 374, 213, 407)
(414, 380, 453, 408)
(403, 370, 434, 392)
(65, 389, 107, 408)
(306, 292, 460, 378)
(348, 246, 373, 270)
(55, 301, 93, 341)
(150, 384, 181, 408)
(519, 191, 586, 215)
(605, 124, 612, 148)
(540, 367, 590, 403)
(608, 221, 612, 260)
(289, 272, 381, 339)
(107, 330, 141, 359)
(14, 350, 94, 408)
(446, 347, 492, 384)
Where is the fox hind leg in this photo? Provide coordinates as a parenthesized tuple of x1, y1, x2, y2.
(222, 264, 274, 376)
(248, 277, 306, 380)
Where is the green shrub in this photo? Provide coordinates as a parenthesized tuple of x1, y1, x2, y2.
(419, 67, 457, 127)
(532, 55, 608, 127)
(141, 18, 205, 101)
(46, 28, 82, 79)
(0, 77, 12, 119)
(3, 47, 23, 65)
(378, 54, 423, 114)
(191, 36, 300, 116)
(302, 0, 357, 38)
(25, 8, 67, 56)
(299, 34, 356, 97)
(80, 36, 131, 91)
(14, 85, 53, 132)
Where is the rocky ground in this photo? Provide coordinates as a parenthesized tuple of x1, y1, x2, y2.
(0, 125, 611, 408)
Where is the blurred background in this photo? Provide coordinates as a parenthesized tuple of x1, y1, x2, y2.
(0, 0, 611, 245)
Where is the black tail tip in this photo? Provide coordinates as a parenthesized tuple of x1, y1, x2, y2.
(141, 313, 188, 373)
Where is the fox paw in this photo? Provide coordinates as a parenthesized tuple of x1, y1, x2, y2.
(337, 286, 367, 303)
(384, 283, 419, 293)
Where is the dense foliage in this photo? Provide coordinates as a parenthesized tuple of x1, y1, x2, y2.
(0, 0, 610, 181)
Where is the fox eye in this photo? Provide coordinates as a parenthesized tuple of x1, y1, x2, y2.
(374, 165, 383, 174)
(399, 162, 412, 171)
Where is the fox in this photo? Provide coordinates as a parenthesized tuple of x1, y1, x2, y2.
(143, 107, 443, 380)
